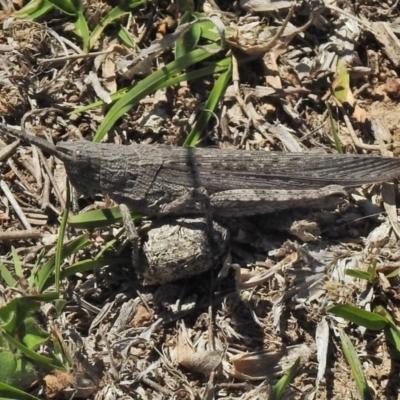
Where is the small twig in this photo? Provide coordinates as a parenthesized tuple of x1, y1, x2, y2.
(13, 181, 38, 202)
(21, 108, 64, 129)
(7, 159, 36, 194)
(264, 2, 297, 51)
(37, 49, 112, 64)
(353, 82, 370, 97)
(231, 54, 274, 144)
(136, 290, 153, 315)
(325, 4, 376, 33)
(0, 230, 42, 241)
(18, 156, 38, 183)
(0, 180, 32, 230)
(42, 173, 51, 210)
(141, 376, 175, 396)
(380, 0, 400, 15)
(37, 151, 66, 209)
(216, 382, 252, 390)
(31, 146, 42, 187)
(45, 202, 62, 217)
(0, 258, 34, 267)
(0, 139, 20, 161)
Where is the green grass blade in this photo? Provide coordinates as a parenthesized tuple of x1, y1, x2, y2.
(54, 183, 70, 293)
(0, 261, 17, 287)
(14, 0, 54, 19)
(385, 267, 400, 278)
(339, 329, 374, 400)
(68, 206, 140, 228)
(184, 57, 232, 146)
(326, 102, 343, 154)
(175, 12, 201, 59)
(89, 6, 129, 49)
(60, 258, 130, 278)
(93, 45, 220, 142)
(94, 238, 119, 260)
(75, 12, 90, 52)
(11, 247, 23, 278)
(118, 25, 136, 48)
(47, 0, 77, 15)
(28, 249, 45, 290)
(24, 292, 60, 302)
(384, 324, 400, 351)
(268, 357, 300, 400)
(375, 305, 396, 325)
(71, 58, 230, 115)
(70, 87, 129, 114)
(2, 330, 64, 370)
(327, 305, 389, 330)
(90, 0, 145, 49)
(374, 306, 400, 351)
(194, 13, 225, 42)
(344, 269, 376, 281)
(0, 382, 40, 400)
(35, 234, 91, 292)
(161, 58, 231, 88)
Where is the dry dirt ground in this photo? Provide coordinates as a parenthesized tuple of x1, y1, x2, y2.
(2, 0, 400, 399)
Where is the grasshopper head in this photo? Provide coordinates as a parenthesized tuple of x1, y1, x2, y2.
(56, 141, 102, 198)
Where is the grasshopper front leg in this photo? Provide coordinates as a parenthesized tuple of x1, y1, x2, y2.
(119, 203, 140, 267)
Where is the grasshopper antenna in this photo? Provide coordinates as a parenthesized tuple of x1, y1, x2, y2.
(0, 123, 73, 163)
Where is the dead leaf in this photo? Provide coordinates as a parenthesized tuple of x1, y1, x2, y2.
(179, 350, 223, 375)
(132, 304, 152, 327)
(352, 104, 366, 123)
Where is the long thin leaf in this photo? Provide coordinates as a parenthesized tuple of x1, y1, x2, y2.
(268, 357, 300, 400)
(14, 0, 54, 19)
(71, 58, 230, 115)
(59, 258, 130, 278)
(175, 12, 201, 59)
(2, 330, 64, 370)
(0, 382, 40, 400)
(326, 102, 343, 154)
(89, 6, 130, 49)
(75, 12, 90, 52)
(339, 329, 374, 400)
(0, 262, 17, 287)
(54, 183, 70, 293)
(93, 45, 220, 142)
(68, 206, 140, 228)
(47, 0, 77, 15)
(184, 57, 232, 146)
(327, 305, 389, 330)
(34, 234, 91, 292)
(384, 324, 400, 352)
(118, 25, 136, 48)
(11, 247, 23, 278)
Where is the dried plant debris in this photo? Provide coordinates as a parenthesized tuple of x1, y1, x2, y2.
(2, 0, 400, 398)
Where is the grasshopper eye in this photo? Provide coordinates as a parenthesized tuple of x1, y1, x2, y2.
(72, 149, 89, 166)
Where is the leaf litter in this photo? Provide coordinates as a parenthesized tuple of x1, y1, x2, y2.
(1, 0, 400, 398)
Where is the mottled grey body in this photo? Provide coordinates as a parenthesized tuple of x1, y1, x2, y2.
(2, 123, 400, 218)
(57, 141, 400, 217)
